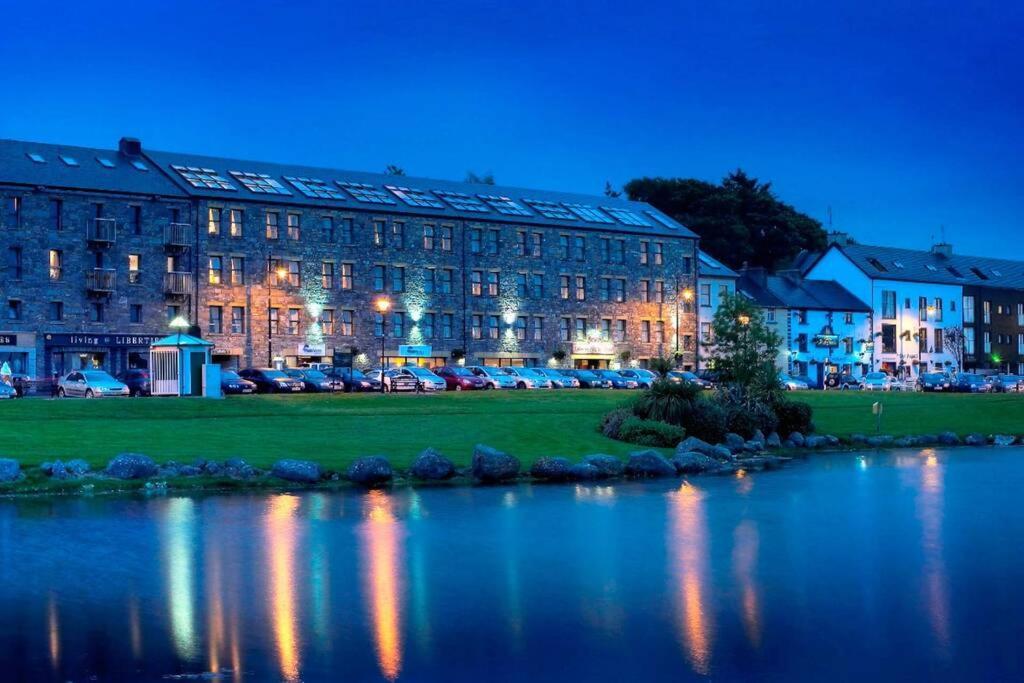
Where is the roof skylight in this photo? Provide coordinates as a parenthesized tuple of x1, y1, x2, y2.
(338, 181, 396, 204)
(434, 190, 489, 212)
(925, 264, 938, 272)
(603, 207, 652, 227)
(645, 211, 678, 229)
(25, 153, 45, 164)
(478, 195, 532, 217)
(172, 165, 237, 190)
(867, 258, 888, 272)
(523, 199, 576, 221)
(563, 203, 614, 224)
(386, 185, 445, 209)
(59, 155, 79, 167)
(992, 269, 1003, 277)
(285, 176, 346, 200)
(946, 266, 964, 278)
(131, 160, 149, 172)
(893, 260, 904, 269)
(229, 171, 291, 195)
(970, 266, 989, 281)
(96, 157, 115, 169)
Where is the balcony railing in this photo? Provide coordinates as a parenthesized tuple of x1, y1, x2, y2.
(87, 218, 116, 243)
(163, 271, 193, 296)
(85, 268, 116, 293)
(164, 222, 191, 248)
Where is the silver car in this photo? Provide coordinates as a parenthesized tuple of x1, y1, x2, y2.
(0, 383, 14, 399)
(58, 370, 130, 398)
(466, 366, 517, 390)
(400, 366, 447, 391)
(499, 367, 551, 389)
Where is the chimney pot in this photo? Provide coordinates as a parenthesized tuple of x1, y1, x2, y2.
(119, 137, 142, 157)
(931, 242, 953, 258)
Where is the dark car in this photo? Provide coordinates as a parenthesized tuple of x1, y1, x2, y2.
(619, 369, 657, 388)
(565, 369, 612, 389)
(221, 370, 256, 395)
(953, 373, 993, 393)
(666, 370, 712, 389)
(433, 366, 487, 391)
(697, 369, 721, 387)
(917, 372, 953, 392)
(593, 369, 639, 389)
(991, 374, 1024, 393)
(116, 368, 151, 397)
(824, 372, 861, 390)
(326, 367, 381, 392)
(285, 368, 343, 393)
(238, 368, 305, 393)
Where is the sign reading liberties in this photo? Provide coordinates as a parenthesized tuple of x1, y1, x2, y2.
(572, 340, 615, 355)
(399, 344, 432, 357)
(297, 342, 327, 356)
(44, 333, 164, 347)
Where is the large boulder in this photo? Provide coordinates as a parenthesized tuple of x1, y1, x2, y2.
(992, 434, 1016, 447)
(624, 450, 676, 478)
(964, 433, 987, 446)
(743, 440, 764, 453)
(346, 456, 393, 487)
(567, 462, 602, 481)
(223, 458, 257, 479)
(677, 436, 716, 457)
(530, 457, 573, 482)
(105, 453, 158, 480)
(824, 435, 841, 447)
(672, 451, 719, 474)
(766, 432, 782, 449)
(787, 432, 806, 447)
(893, 436, 917, 448)
(410, 448, 455, 480)
(724, 433, 746, 453)
(850, 433, 869, 444)
(866, 435, 894, 448)
(937, 431, 960, 446)
(65, 459, 90, 477)
(804, 435, 826, 449)
(752, 429, 766, 445)
(582, 454, 624, 478)
(710, 445, 735, 461)
(471, 445, 520, 483)
(271, 459, 322, 483)
(41, 461, 69, 480)
(0, 458, 20, 482)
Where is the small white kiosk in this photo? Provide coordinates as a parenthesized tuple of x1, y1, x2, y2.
(149, 332, 217, 397)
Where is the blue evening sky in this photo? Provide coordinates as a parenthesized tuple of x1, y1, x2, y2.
(1, 0, 1021, 258)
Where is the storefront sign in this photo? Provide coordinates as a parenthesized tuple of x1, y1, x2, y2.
(813, 334, 840, 348)
(297, 342, 327, 356)
(0, 335, 16, 346)
(399, 344, 433, 357)
(572, 340, 615, 355)
(44, 333, 164, 348)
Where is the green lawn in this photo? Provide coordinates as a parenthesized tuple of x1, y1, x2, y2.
(5, 390, 1023, 470)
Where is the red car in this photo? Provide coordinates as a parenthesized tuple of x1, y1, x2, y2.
(433, 366, 487, 391)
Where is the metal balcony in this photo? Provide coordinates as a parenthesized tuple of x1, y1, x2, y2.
(85, 268, 117, 293)
(87, 218, 116, 244)
(163, 271, 193, 297)
(164, 222, 191, 250)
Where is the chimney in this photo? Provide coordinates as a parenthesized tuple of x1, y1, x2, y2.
(118, 137, 142, 157)
(827, 231, 850, 247)
(931, 242, 953, 258)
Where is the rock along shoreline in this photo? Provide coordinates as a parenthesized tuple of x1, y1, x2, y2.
(1, 430, 1022, 499)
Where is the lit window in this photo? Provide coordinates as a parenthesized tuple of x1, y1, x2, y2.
(434, 190, 489, 212)
(337, 181, 396, 204)
(385, 185, 445, 209)
(478, 195, 532, 216)
(523, 199, 576, 220)
(171, 165, 236, 190)
(285, 176, 345, 200)
(563, 203, 613, 224)
(228, 171, 291, 195)
(603, 207, 652, 227)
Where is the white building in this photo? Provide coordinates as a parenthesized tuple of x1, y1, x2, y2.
(696, 251, 739, 370)
(737, 268, 872, 387)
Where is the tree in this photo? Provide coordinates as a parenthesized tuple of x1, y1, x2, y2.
(384, 164, 406, 176)
(705, 293, 782, 392)
(623, 169, 827, 270)
(464, 171, 495, 185)
(943, 325, 966, 372)
(604, 181, 621, 198)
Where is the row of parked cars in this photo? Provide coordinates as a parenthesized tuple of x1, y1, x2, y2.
(784, 370, 1024, 393)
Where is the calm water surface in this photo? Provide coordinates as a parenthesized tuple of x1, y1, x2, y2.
(1, 448, 1022, 681)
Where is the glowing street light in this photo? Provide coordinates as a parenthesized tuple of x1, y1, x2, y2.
(738, 314, 751, 326)
(375, 297, 391, 394)
(169, 316, 190, 397)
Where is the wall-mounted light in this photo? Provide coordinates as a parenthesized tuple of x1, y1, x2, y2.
(502, 311, 517, 325)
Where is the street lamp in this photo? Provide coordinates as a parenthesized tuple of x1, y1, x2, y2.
(267, 261, 287, 368)
(375, 296, 391, 394)
(738, 314, 751, 326)
(169, 315, 190, 396)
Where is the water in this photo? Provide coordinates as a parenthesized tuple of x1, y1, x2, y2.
(1, 448, 1022, 682)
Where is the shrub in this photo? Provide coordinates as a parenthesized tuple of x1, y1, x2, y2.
(599, 408, 632, 440)
(632, 380, 701, 427)
(617, 417, 686, 448)
(775, 399, 814, 436)
(725, 406, 760, 439)
(685, 398, 729, 443)
(648, 357, 675, 376)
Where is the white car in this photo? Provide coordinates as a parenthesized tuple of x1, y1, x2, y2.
(860, 372, 892, 391)
(779, 373, 809, 391)
(498, 367, 550, 389)
(57, 370, 130, 398)
(399, 366, 447, 391)
(465, 366, 517, 390)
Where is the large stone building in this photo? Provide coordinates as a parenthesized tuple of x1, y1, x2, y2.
(0, 137, 700, 378)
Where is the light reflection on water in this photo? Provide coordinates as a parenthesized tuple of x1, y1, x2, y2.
(0, 447, 1020, 681)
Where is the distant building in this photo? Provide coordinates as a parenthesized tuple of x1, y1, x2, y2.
(695, 251, 739, 370)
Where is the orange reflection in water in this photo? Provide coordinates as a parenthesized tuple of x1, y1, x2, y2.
(360, 490, 405, 681)
(47, 591, 59, 670)
(206, 528, 225, 675)
(918, 451, 951, 654)
(265, 495, 302, 682)
(668, 482, 713, 675)
(732, 521, 761, 649)
(129, 596, 142, 660)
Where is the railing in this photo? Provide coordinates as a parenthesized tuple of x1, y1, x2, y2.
(163, 271, 192, 296)
(87, 217, 116, 243)
(85, 268, 116, 292)
(164, 222, 191, 248)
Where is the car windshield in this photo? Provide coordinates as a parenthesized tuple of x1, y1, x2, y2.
(222, 371, 240, 380)
(349, 369, 366, 379)
(577, 371, 598, 379)
(962, 374, 982, 382)
(263, 370, 288, 379)
(866, 373, 885, 380)
(304, 370, 326, 379)
(923, 373, 944, 380)
(407, 368, 433, 377)
(483, 367, 504, 375)
(83, 371, 114, 381)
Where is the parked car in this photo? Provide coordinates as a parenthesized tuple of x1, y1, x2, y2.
(57, 370, 130, 398)
(515, 367, 555, 388)
(466, 366, 517, 390)
(953, 373, 994, 393)
(697, 369, 721, 387)
(593, 369, 639, 389)
(116, 368, 151, 397)
(326, 367, 381, 392)
(303, 362, 335, 372)
(433, 366, 487, 391)
(991, 374, 1024, 393)
(666, 370, 713, 389)
(220, 370, 256, 395)
(824, 372, 861, 390)
(860, 372, 893, 391)
(367, 368, 420, 392)
(779, 373, 810, 391)
(917, 372, 953, 392)
(564, 369, 612, 389)
(238, 368, 305, 393)
(285, 368, 344, 392)
(619, 368, 658, 388)
(499, 366, 549, 389)
(400, 366, 447, 391)
(0, 383, 16, 399)
(536, 368, 580, 388)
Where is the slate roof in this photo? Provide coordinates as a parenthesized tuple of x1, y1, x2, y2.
(808, 243, 1024, 290)
(738, 270, 871, 312)
(0, 138, 186, 197)
(697, 251, 739, 278)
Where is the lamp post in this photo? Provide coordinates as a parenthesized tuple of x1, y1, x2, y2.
(267, 260, 287, 368)
(375, 296, 391, 394)
(169, 315, 190, 396)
